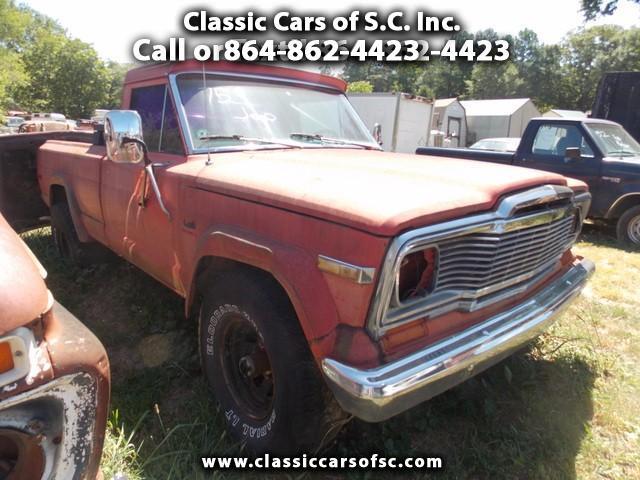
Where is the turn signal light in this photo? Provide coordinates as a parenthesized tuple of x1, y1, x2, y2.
(0, 342, 15, 374)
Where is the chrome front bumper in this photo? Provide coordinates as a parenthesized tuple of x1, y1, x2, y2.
(322, 258, 595, 422)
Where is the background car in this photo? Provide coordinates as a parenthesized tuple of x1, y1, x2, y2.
(470, 137, 521, 152)
(1, 116, 25, 134)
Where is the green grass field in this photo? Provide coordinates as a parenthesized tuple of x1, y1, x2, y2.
(21, 225, 639, 480)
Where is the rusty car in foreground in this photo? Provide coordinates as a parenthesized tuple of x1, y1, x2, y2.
(0, 60, 595, 455)
(0, 212, 110, 478)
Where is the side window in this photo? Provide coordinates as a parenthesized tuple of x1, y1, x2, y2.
(130, 85, 184, 154)
(531, 124, 594, 158)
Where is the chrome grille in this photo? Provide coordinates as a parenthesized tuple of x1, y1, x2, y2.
(434, 214, 576, 294)
(367, 184, 591, 339)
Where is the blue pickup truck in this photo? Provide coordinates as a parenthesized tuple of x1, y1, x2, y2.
(418, 117, 640, 246)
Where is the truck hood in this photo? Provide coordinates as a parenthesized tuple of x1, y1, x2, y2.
(186, 149, 570, 236)
(0, 214, 49, 335)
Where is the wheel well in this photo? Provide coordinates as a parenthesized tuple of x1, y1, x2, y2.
(608, 195, 640, 220)
(189, 256, 293, 319)
(49, 185, 67, 205)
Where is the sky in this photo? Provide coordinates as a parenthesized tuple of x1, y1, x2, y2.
(19, 0, 640, 63)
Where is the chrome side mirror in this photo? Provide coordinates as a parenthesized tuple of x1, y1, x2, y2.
(564, 147, 582, 163)
(104, 110, 146, 163)
(372, 123, 383, 146)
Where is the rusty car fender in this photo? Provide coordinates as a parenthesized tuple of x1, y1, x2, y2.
(0, 211, 110, 479)
(185, 225, 343, 346)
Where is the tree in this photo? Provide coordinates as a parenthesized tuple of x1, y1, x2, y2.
(336, 24, 640, 114)
(465, 62, 523, 99)
(104, 61, 133, 109)
(346, 80, 373, 93)
(581, 0, 640, 20)
(511, 29, 569, 110)
(1, 0, 130, 117)
(13, 30, 111, 117)
(0, 49, 26, 112)
(342, 62, 397, 92)
(413, 59, 470, 99)
(561, 25, 640, 110)
(0, 0, 31, 110)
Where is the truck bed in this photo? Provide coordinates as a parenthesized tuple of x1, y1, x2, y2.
(416, 146, 515, 165)
(0, 130, 95, 230)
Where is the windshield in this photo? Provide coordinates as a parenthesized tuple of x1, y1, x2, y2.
(585, 123, 640, 157)
(175, 74, 378, 151)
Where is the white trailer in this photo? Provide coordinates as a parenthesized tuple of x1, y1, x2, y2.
(347, 92, 434, 153)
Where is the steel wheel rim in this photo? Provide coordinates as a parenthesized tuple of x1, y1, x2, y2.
(627, 215, 640, 244)
(219, 313, 274, 420)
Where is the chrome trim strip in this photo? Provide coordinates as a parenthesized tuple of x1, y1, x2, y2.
(322, 258, 594, 422)
(317, 255, 376, 285)
(385, 262, 557, 326)
(367, 185, 584, 339)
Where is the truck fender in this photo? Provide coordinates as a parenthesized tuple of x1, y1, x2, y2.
(47, 175, 91, 243)
(605, 192, 640, 219)
(185, 226, 342, 345)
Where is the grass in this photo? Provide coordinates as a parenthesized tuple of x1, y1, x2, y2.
(20, 224, 639, 479)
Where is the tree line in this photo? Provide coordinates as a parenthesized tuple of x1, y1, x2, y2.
(0, 0, 129, 119)
(1, 0, 639, 118)
(338, 25, 640, 112)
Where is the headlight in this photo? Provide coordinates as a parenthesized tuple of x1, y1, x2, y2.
(0, 328, 36, 389)
(396, 247, 438, 302)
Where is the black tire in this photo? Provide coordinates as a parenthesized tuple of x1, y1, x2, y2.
(199, 270, 347, 455)
(50, 202, 108, 266)
(616, 205, 640, 248)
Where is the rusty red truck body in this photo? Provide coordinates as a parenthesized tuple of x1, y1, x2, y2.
(0, 212, 110, 478)
(32, 60, 593, 453)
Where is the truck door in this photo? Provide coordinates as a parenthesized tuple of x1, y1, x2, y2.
(101, 83, 185, 290)
(517, 122, 602, 190)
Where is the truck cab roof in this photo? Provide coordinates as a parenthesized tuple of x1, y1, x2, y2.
(530, 116, 620, 126)
(124, 60, 347, 92)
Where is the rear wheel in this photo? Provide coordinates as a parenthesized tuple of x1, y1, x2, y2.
(616, 205, 640, 248)
(50, 202, 108, 266)
(199, 270, 348, 455)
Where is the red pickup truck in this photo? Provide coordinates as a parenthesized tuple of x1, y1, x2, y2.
(33, 60, 593, 454)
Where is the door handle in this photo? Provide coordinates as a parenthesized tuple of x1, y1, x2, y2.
(151, 162, 171, 169)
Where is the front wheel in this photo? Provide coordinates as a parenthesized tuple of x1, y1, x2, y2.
(616, 205, 640, 248)
(199, 271, 347, 455)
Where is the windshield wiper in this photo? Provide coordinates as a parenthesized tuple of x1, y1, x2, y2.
(290, 133, 378, 150)
(198, 134, 298, 148)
